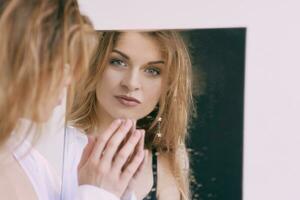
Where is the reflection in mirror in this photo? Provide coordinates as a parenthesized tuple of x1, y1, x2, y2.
(64, 30, 194, 200)
(63, 29, 245, 200)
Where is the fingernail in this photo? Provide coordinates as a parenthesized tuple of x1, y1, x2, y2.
(116, 119, 124, 125)
(132, 120, 136, 129)
(132, 119, 136, 124)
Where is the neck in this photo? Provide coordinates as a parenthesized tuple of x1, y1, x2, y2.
(94, 104, 115, 136)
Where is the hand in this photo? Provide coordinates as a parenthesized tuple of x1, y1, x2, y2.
(77, 119, 146, 198)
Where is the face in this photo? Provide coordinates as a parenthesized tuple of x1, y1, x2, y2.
(96, 32, 165, 121)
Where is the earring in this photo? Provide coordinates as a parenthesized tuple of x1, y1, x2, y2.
(156, 117, 162, 139)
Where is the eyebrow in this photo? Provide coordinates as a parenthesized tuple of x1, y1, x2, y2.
(112, 49, 165, 65)
(112, 49, 129, 60)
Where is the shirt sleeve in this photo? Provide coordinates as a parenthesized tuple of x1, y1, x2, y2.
(121, 191, 137, 200)
(77, 185, 120, 200)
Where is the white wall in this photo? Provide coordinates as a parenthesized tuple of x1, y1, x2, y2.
(242, 2, 300, 200)
(39, 0, 300, 199)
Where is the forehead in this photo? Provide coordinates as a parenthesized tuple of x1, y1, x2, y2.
(114, 32, 164, 62)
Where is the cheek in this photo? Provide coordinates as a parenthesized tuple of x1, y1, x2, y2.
(143, 79, 162, 106)
(96, 69, 121, 100)
(101, 68, 122, 89)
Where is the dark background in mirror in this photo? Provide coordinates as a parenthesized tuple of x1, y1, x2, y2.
(184, 28, 246, 200)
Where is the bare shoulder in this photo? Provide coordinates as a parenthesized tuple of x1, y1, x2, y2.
(157, 152, 181, 200)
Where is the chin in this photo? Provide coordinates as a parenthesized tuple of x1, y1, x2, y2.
(109, 110, 139, 120)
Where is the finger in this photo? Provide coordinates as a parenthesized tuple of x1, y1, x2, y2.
(123, 120, 136, 147)
(120, 147, 145, 184)
(90, 119, 123, 162)
(130, 120, 136, 135)
(124, 129, 145, 168)
(78, 135, 96, 169)
(119, 119, 136, 152)
(120, 148, 147, 197)
(133, 151, 148, 180)
(133, 131, 146, 178)
(112, 130, 142, 172)
(138, 130, 145, 153)
(101, 119, 133, 162)
(123, 150, 148, 195)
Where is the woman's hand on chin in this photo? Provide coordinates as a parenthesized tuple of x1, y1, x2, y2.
(77, 119, 146, 198)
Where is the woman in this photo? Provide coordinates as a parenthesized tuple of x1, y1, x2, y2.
(0, 1, 144, 199)
(68, 31, 195, 200)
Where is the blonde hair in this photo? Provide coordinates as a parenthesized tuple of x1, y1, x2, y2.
(68, 31, 195, 199)
(0, 0, 95, 145)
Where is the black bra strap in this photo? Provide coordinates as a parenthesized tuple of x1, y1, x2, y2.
(144, 148, 158, 200)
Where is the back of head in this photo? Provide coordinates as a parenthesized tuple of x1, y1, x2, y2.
(0, 0, 95, 145)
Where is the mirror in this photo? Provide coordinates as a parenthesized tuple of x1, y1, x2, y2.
(62, 28, 246, 200)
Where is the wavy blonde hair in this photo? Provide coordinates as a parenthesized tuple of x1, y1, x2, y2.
(0, 0, 95, 145)
(68, 31, 195, 199)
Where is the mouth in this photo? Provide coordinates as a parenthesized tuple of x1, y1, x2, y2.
(115, 95, 141, 107)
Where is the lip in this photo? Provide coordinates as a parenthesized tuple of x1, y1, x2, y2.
(115, 95, 141, 107)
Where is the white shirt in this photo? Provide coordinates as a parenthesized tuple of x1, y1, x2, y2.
(13, 140, 61, 200)
(11, 135, 130, 200)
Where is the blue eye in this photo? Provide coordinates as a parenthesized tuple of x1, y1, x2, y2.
(109, 58, 127, 67)
(145, 67, 161, 76)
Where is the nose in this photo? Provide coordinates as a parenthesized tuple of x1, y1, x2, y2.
(120, 68, 141, 92)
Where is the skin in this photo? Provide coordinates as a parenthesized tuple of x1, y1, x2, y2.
(90, 32, 180, 200)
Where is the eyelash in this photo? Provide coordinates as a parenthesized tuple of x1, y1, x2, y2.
(109, 58, 127, 67)
(145, 67, 161, 76)
(109, 58, 161, 76)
